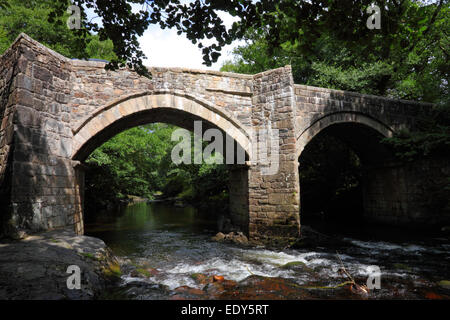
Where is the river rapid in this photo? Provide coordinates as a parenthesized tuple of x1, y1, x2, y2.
(85, 202, 450, 300)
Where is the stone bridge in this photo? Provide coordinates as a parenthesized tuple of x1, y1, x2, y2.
(0, 34, 440, 244)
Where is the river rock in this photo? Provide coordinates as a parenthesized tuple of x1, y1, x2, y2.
(211, 231, 249, 245)
(213, 275, 224, 282)
(173, 285, 205, 297)
(190, 273, 212, 286)
(223, 275, 313, 299)
(211, 232, 226, 242)
(232, 232, 249, 245)
(0, 228, 120, 300)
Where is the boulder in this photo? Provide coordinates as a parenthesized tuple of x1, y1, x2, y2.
(211, 231, 249, 245)
(211, 232, 226, 242)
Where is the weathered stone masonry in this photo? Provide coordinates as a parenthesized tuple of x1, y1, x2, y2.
(1, 33, 447, 243)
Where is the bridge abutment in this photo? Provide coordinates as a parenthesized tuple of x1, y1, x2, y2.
(0, 34, 78, 237)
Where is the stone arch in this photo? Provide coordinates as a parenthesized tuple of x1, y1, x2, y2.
(72, 91, 251, 161)
(71, 91, 254, 235)
(296, 111, 394, 160)
(296, 111, 399, 227)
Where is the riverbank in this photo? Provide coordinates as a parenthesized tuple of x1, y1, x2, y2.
(0, 228, 121, 300)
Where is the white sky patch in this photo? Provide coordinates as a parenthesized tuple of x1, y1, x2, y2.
(84, 4, 243, 71)
(140, 10, 243, 70)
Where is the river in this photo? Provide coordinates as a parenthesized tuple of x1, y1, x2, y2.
(85, 202, 450, 300)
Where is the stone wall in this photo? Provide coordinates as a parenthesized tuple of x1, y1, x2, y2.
(363, 158, 450, 226)
(0, 35, 20, 234)
(69, 63, 254, 134)
(0, 34, 76, 236)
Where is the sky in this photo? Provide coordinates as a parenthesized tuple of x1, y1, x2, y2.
(85, 5, 244, 71)
(139, 11, 243, 70)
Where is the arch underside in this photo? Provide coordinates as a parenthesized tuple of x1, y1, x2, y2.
(72, 93, 251, 162)
(296, 112, 394, 164)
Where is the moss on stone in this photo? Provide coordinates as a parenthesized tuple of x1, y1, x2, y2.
(136, 268, 152, 277)
(103, 262, 122, 278)
(80, 252, 97, 260)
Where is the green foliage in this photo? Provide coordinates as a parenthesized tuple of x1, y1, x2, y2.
(84, 123, 229, 212)
(0, 0, 116, 60)
(221, 1, 449, 162)
(85, 124, 175, 207)
(382, 103, 450, 160)
(221, 1, 449, 104)
(47, 0, 258, 76)
(85, 37, 117, 61)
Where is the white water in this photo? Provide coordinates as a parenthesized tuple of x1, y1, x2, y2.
(118, 237, 449, 290)
(87, 203, 450, 298)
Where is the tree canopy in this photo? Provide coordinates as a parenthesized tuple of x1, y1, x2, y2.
(219, 0, 449, 161)
(42, 0, 448, 88)
(0, 0, 116, 60)
(221, 0, 449, 104)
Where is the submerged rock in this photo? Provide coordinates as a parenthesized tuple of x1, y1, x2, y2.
(204, 280, 233, 297)
(222, 275, 314, 300)
(173, 285, 205, 297)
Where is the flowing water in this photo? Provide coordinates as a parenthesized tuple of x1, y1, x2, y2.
(85, 202, 450, 300)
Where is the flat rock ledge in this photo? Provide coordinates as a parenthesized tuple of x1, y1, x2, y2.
(0, 228, 120, 300)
